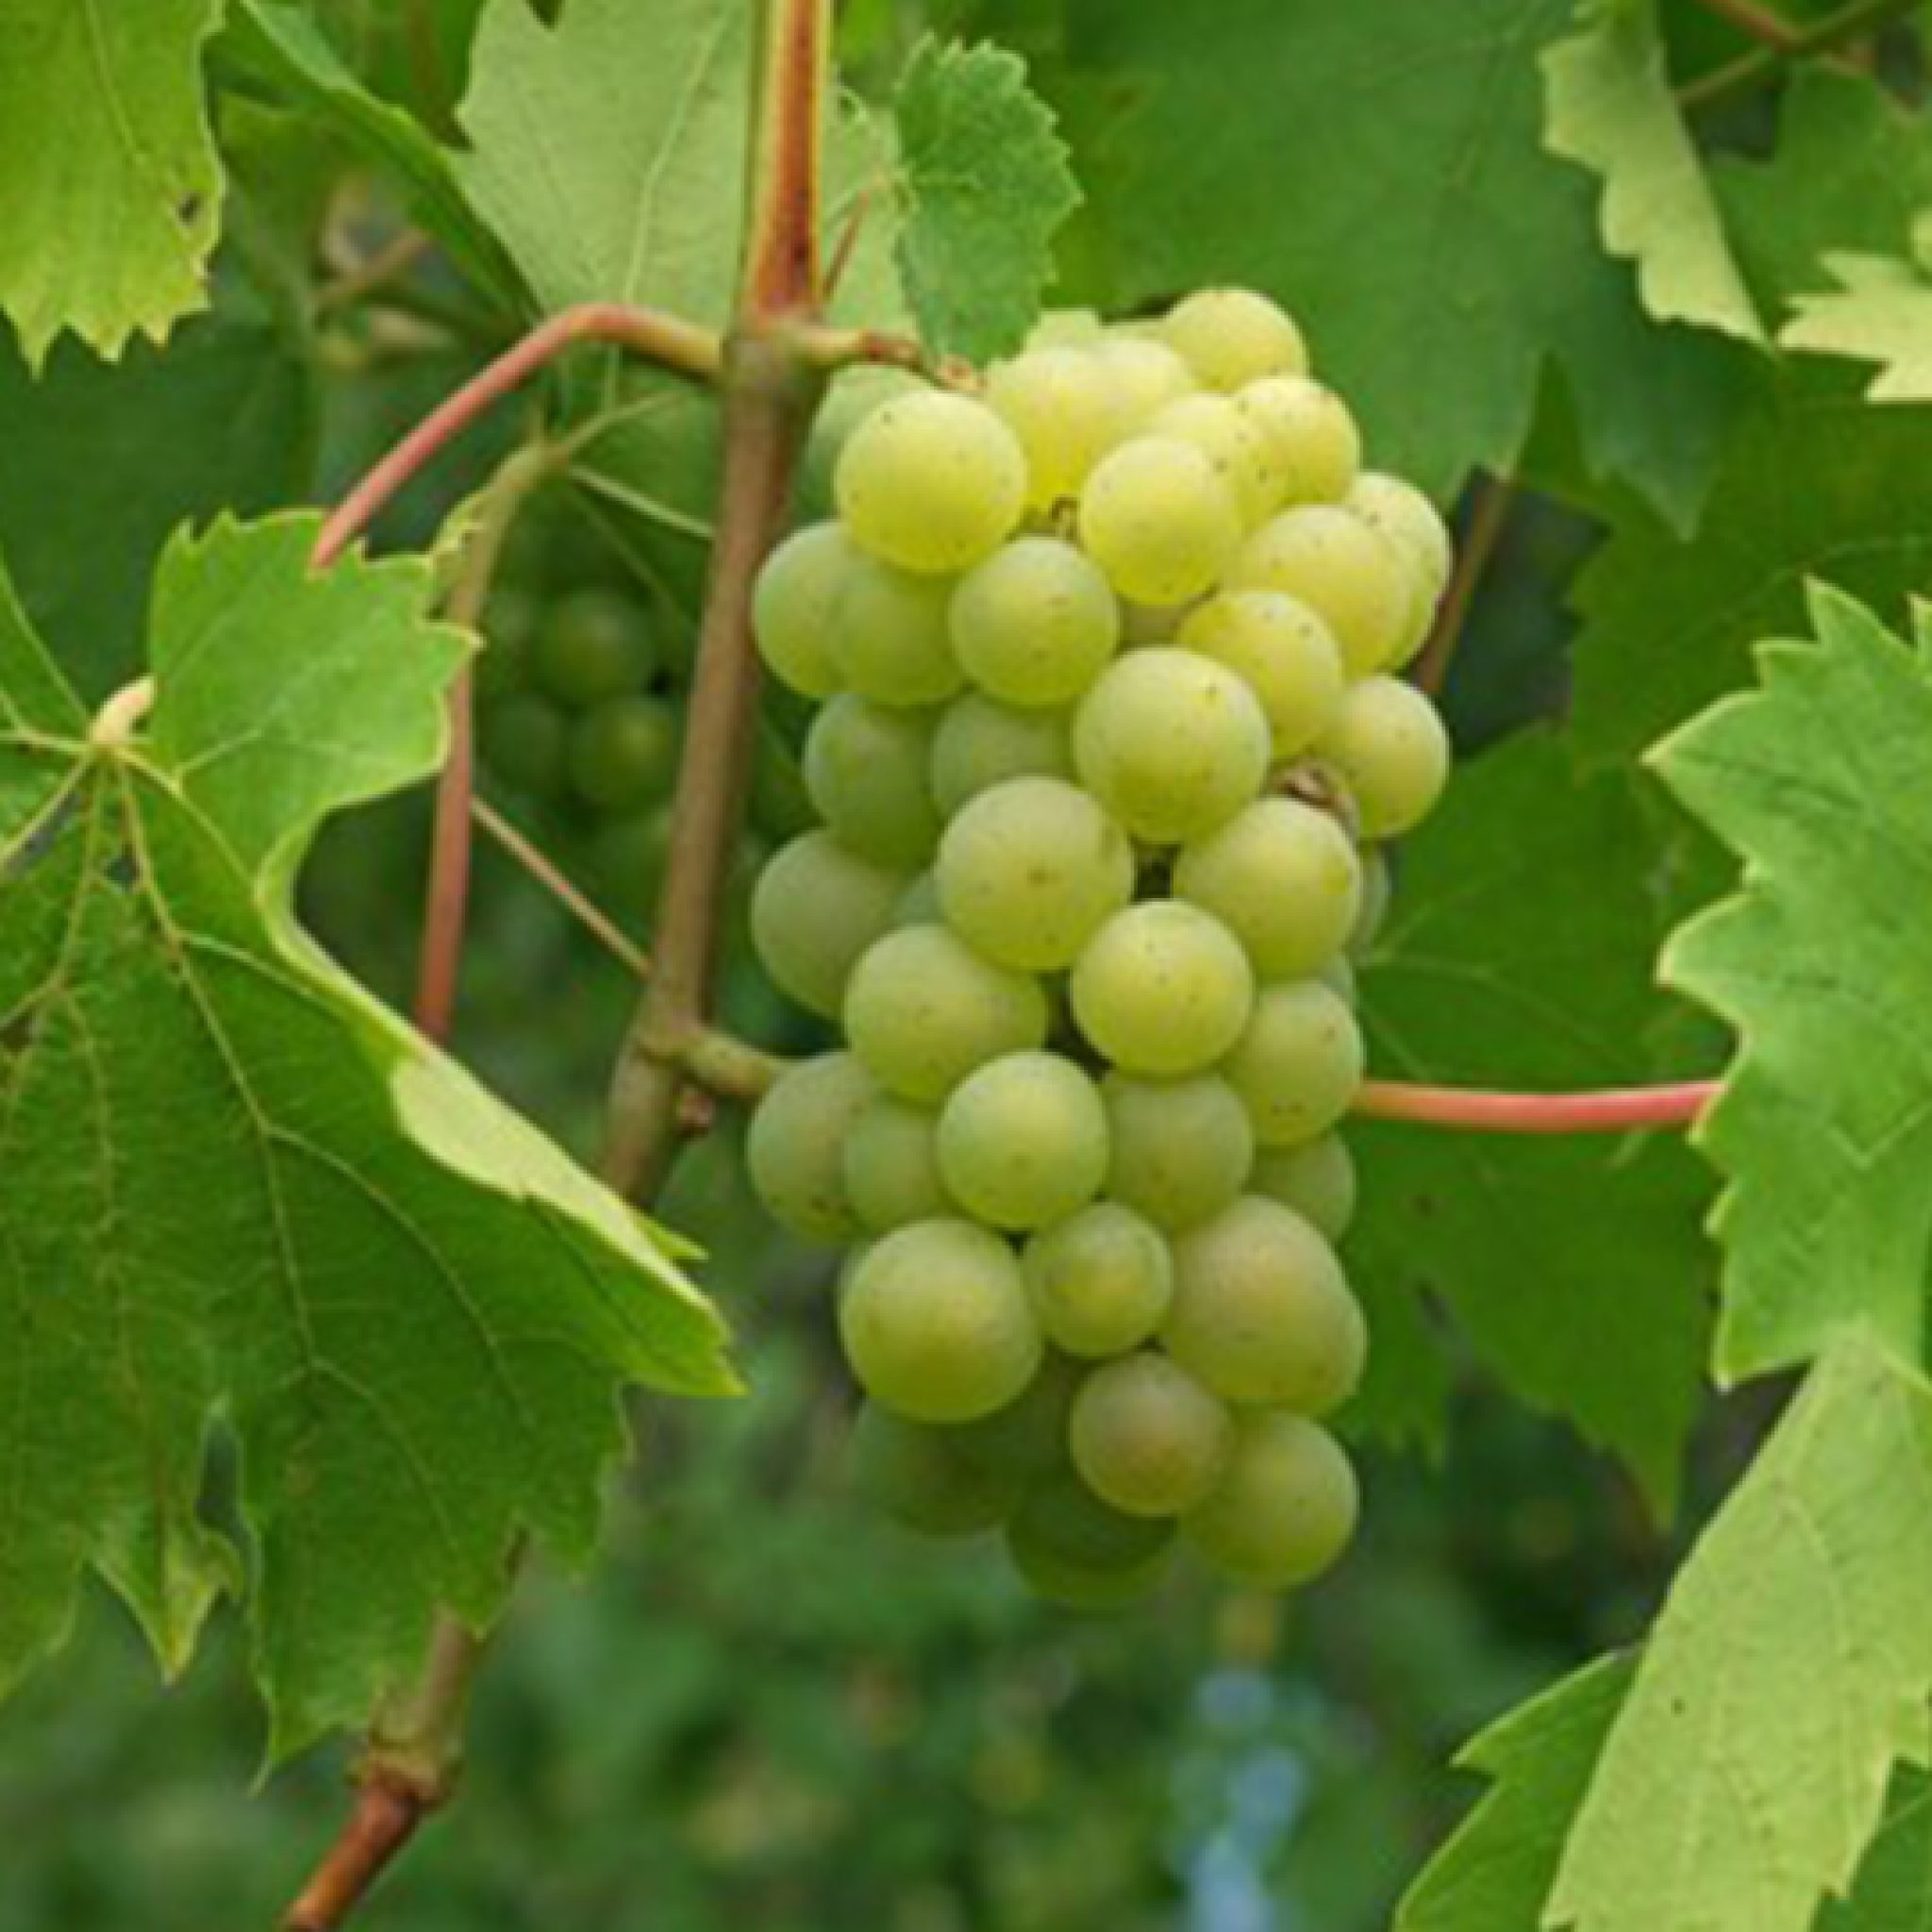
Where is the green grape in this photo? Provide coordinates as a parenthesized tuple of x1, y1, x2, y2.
(1316, 676, 1451, 839)
(1147, 392, 1280, 525)
(1222, 980, 1364, 1147)
(753, 520, 854, 699)
(1073, 649, 1270, 844)
(1009, 1530, 1172, 1610)
(1227, 506, 1412, 676)
(803, 694, 941, 866)
(1102, 1072, 1256, 1233)
(951, 1353, 1082, 1480)
(929, 692, 1075, 816)
(1174, 798, 1363, 979)
(935, 776, 1135, 973)
(1251, 1135, 1357, 1242)
(1184, 1411, 1359, 1590)
(746, 1051, 874, 1241)
(751, 831, 908, 1017)
(1165, 1196, 1365, 1411)
(479, 691, 570, 796)
(839, 1219, 1043, 1423)
(475, 587, 537, 699)
(1071, 901, 1255, 1076)
(1347, 472, 1453, 603)
(1023, 1203, 1174, 1357)
(985, 347, 1121, 509)
(1011, 1472, 1174, 1572)
(590, 804, 675, 915)
(1159, 288, 1309, 391)
(842, 1093, 952, 1233)
(843, 923, 1050, 1102)
(936, 1051, 1109, 1232)
(1068, 1352, 1233, 1517)
(532, 590, 656, 706)
(1091, 335, 1197, 430)
(1235, 377, 1361, 507)
(948, 536, 1121, 708)
(565, 693, 679, 811)
(1176, 590, 1345, 757)
(828, 554, 963, 706)
(835, 391, 1027, 575)
(1027, 308, 1108, 348)
(1349, 846, 1391, 958)
(848, 1404, 1022, 1536)
(1076, 437, 1241, 607)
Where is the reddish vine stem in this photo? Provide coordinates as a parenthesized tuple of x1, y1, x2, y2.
(1678, 0, 1917, 107)
(1692, 0, 1802, 49)
(1354, 1078, 1718, 1134)
(1413, 474, 1513, 699)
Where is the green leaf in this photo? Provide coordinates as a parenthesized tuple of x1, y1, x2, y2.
(1541, 0, 1762, 342)
(0, 1, 225, 366)
(0, 514, 730, 1754)
(1550, 1338, 1932, 1932)
(1650, 589, 1932, 1382)
(1823, 1768, 1932, 1932)
(1781, 249, 1932, 402)
(892, 38, 1078, 361)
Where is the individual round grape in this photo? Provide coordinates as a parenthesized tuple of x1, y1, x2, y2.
(843, 924, 1050, 1102)
(1071, 902, 1255, 1076)
(1160, 288, 1308, 391)
(936, 776, 1134, 973)
(1184, 1412, 1359, 1590)
(1174, 798, 1363, 979)
(565, 693, 678, 810)
(849, 1404, 1020, 1536)
(1222, 980, 1364, 1147)
(1009, 1524, 1172, 1610)
(475, 588, 536, 698)
(840, 1220, 1043, 1423)
(590, 804, 674, 912)
(1349, 846, 1392, 958)
(842, 1093, 952, 1233)
(929, 692, 1075, 816)
(948, 537, 1121, 707)
(1023, 1203, 1174, 1357)
(952, 1353, 1081, 1480)
(479, 691, 569, 796)
(1102, 1072, 1256, 1233)
(985, 347, 1121, 509)
(1073, 650, 1270, 844)
(1348, 472, 1453, 604)
(835, 391, 1027, 575)
(803, 694, 941, 866)
(828, 555, 962, 705)
(1227, 506, 1412, 676)
(1251, 1135, 1357, 1242)
(746, 1051, 874, 1241)
(1176, 590, 1345, 757)
(1069, 1353, 1233, 1517)
(937, 1051, 1109, 1232)
(751, 832, 908, 1016)
(1076, 438, 1241, 607)
(1316, 676, 1452, 839)
(753, 520, 854, 698)
(1091, 336, 1197, 429)
(1236, 377, 1361, 506)
(1148, 392, 1279, 525)
(1166, 1196, 1365, 1411)
(531, 590, 657, 706)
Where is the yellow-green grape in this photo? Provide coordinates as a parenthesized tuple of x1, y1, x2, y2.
(840, 1220, 1043, 1423)
(936, 776, 1135, 973)
(948, 536, 1122, 707)
(929, 692, 1076, 816)
(937, 1050, 1109, 1232)
(1347, 472, 1454, 664)
(835, 391, 1027, 575)
(751, 831, 908, 1016)
(1091, 336, 1197, 430)
(1148, 392, 1280, 525)
(1176, 590, 1346, 758)
(1165, 1196, 1365, 1411)
(849, 1404, 1022, 1536)
(566, 694, 678, 811)
(1349, 845, 1392, 958)
(1073, 649, 1271, 844)
(1076, 438, 1241, 607)
(1174, 798, 1363, 979)
(1316, 675, 1452, 839)
(985, 347, 1121, 509)
(1160, 288, 1309, 391)
(843, 1092, 953, 1233)
(1184, 1411, 1359, 1589)
(803, 694, 941, 867)
(1072, 901, 1256, 1076)
(1251, 1135, 1357, 1242)
(746, 1051, 875, 1241)
(1235, 377, 1361, 507)
(828, 554, 963, 706)
(753, 520, 854, 698)
(952, 1351, 1082, 1480)
(1102, 1071, 1256, 1233)
(1228, 505, 1412, 676)
(1069, 1352, 1233, 1517)
(1023, 1203, 1174, 1357)
(1222, 980, 1365, 1147)
(843, 923, 1050, 1102)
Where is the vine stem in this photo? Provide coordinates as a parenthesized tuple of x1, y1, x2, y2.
(1693, 0, 1802, 49)
(1678, 0, 1917, 107)
(1413, 475, 1513, 699)
(1353, 1078, 1718, 1134)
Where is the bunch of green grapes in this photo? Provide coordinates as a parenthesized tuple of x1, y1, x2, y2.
(745, 289, 1453, 1608)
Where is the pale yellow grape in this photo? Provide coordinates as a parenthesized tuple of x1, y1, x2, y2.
(1069, 1352, 1233, 1517)
(1092, 335, 1197, 430)
(1184, 1411, 1359, 1589)
(936, 775, 1134, 973)
(949, 536, 1121, 707)
(803, 694, 940, 865)
(835, 391, 1027, 574)
(1165, 1196, 1365, 1412)
(1228, 505, 1412, 675)
(1149, 392, 1279, 525)
(1072, 901, 1256, 1076)
(1174, 798, 1362, 978)
(751, 831, 908, 1016)
(1176, 590, 1345, 757)
(1023, 1203, 1174, 1357)
(1236, 377, 1361, 506)
(753, 520, 854, 697)
(746, 1051, 874, 1241)
(1251, 1135, 1357, 1242)
(1160, 288, 1308, 391)
(1076, 437, 1241, 607)
(840, 1220, 1043, 1422)
(1317, 675, 1452, 839)
(930, 692, 1075, 816)
(1222, 980, 1364, 1146)
(1348, 472, 1452, 602)
(828, 554, 962, 705)
(849, 1405, 1021, 1536)
(1349, 846, 1392, 958)
(937, 1050, 1109, 1231)
(1102, 1072, 1256, 1233)
(1027, 308, 1108, 348)
(986, 347, 1120, 508)
(843, 1093, 953, 1233)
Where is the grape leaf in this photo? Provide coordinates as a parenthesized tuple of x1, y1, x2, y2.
(1649, 588, 1932, 1382)
(1541, 0, 1762, 341)
(1823, 1768, 1932, 1932)
(1549, 1338, 1932, 1932)
(0, 514, 730, 1754)
(1781, 249, 1932, 402)
(0, 0, 225, 367)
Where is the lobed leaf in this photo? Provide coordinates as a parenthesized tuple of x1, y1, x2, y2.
(1781, 249, 1932, 403)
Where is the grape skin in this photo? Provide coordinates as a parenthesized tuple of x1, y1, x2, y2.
(949, 535, 1122, 708)
(1023, 1203, 1174, 1357)
(842, 1093, 953, 1234)
(1177, 590, 1345, 758)
(1250, 1135, 1357, 1241)
(1235, 377, 1360, 507)
(1091, 337, 1196, 429)
(753, 521, 854, 698)
(1184, 1411, 1359, 1589)
(936, 1050, 1109, 1232)
(849, 1404, 1021, 1536)
(746, 1052, 875, 1242)
(1077, 437, 1242, 607)
(1101, 1071, 1256, 1234)
(803, 694, 941, 866)
(1148, 391, 1281, 525)
(1069, 1352, 1233, 1518)
(929, 692, 1075, 817)
(828, 555, 963, 706)
(1072, 901, 1256, 1077)
(1160, 289, 1308, 391)
(1317, 675, 1452, 839)
(751, 832, 908, 1017)
(1222, 980, 1365, 1147)
(951, 1353, 1082, 1480)
(986, 346, 1122, 509)
(1227, 505, 1413, 676)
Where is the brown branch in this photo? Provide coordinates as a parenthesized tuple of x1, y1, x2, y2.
(790, 322, 980, 391)
(284, 1774, 431, 1932)
(1412, 474, 1514, 699)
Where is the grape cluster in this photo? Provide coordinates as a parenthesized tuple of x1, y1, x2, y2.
(746, 290, 1452, 1607)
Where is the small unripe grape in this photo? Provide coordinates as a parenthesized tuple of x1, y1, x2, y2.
(1184, 1411, 1359, 1590)
(1077, 437, 1241, 607)
(843, 1093, 953, 1233)
(929, 692, 1075, 816)
(751, 832, 908, 1017)
(1072, 901, 1255, 1077)
(754, 521, 855, 698)
(479, 691, 569, 796)
(1251, 1135, 1358, 1242)
(803, 694, 941, 866)
(1102, 1072, 1256, 1233)
(532, 590, 657, 706)
(1069, 1352, 1233, 1517)
(1174, 798, 1362, 979)
(1177, 590, 1345, 758)
(1024, 1203, 1174, 1357)
(948, 536, 1121, 708)
(952, 1353, 1082, 1480)
(746, 1051, 875, 1241)
(1160, 288, 1308, 391)
(1008, 1525, 1172, 1610)
(1236, 377, 1361, 506)
(829, 555, 962, 706)
(1316, 676, 1452, 839)
(1148, 391, 1280, 525)
(566, 693, 678, 810)
(937, 1051, 1109, 1232)
(986, 347, 1121, 508)
(849, 1405, 1021, 1536)
(1011, 1472, 1174, 1573)
(1222, 980, 1365, 1147)
(590, 805, 675, 913)
(1227, 506, 1412, 676)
